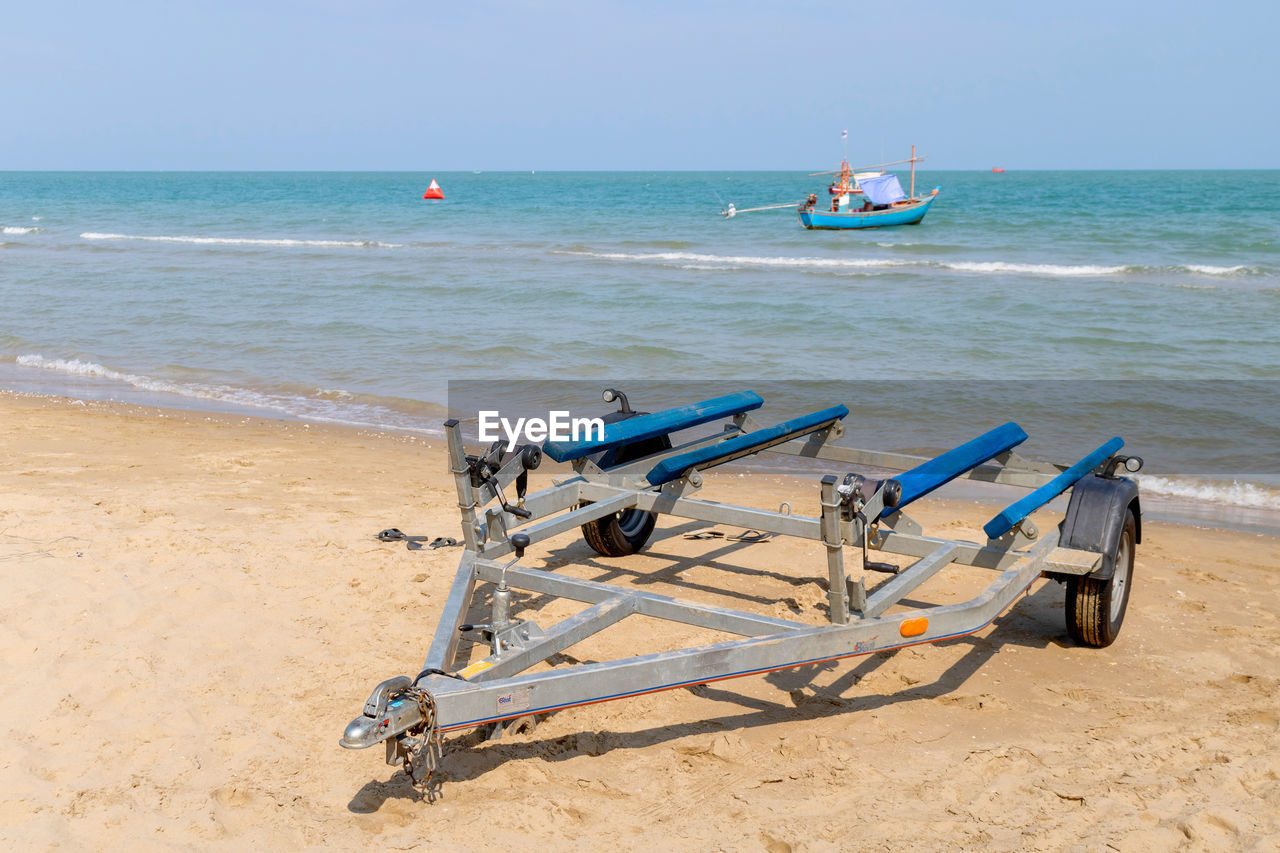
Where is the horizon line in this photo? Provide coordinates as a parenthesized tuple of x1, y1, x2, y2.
(3, 167, 1278, 173)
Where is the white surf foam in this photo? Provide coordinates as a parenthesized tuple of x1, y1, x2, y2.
(561, 249, 1266, 280)
(1182, 264, 1248, 276)
(558, 250, 911, 269)
(1139, 475, 1280, 510)
(561, 250, 1134, 277)
(941, 260, 1127, 276)
(12, 355, 440, 435)
(80, 232, 401, 249)
(2, 226, 39, 235)
(17, 354, 261, 403)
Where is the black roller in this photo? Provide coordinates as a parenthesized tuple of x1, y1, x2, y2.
(521, 444, 542, 470)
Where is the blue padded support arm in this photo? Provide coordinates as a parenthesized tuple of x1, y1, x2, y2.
(881, 422, 1029, 518)
(542, 391, 765, 464)
(982, 436, 1124, 540)
(646, 405, 849, 486)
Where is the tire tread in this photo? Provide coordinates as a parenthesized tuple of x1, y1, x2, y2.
(1065, 509, 1135, 648)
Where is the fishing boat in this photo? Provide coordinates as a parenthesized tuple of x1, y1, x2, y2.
(798, 146, 938, 230)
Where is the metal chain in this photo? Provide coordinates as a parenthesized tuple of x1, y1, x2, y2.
(398, 686, 445, 787)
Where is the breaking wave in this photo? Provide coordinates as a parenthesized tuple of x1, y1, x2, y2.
(942, 260, 1126, 276)
(2, 226, 39, 235)
(557, 250, 1263, 278)
(1183, 264, 1247, 275)
(80, 232, 401, 249)
(557, 250, 912, 270)
(12, 354, 440, 433)
(1139, 475, 1280, 510)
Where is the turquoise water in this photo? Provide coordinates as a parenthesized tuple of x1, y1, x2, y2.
(1, 171, 1278, 513)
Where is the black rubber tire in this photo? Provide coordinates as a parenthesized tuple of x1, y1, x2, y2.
(579, 503, 658, 557)
(577, 424, 669, 558)
(1066, 508, 1136, 647)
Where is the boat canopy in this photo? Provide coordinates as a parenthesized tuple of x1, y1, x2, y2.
(859, 173, 907, 205)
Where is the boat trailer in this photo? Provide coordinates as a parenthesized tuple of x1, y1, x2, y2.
(341, 390, 1143, 785)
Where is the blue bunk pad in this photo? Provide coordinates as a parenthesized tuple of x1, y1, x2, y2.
(982, 436, 1124, 540)
(542, 391, 765, 464)
(645, 405, 849, 486)
(882, 422, 1029, 518)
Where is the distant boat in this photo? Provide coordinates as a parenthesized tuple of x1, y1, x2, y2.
(422, 179, 444, 200)
(991, 168, 1006, 173)
(797, 146, 938, 230)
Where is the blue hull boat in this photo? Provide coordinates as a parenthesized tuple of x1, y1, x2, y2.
(720, 146, 939, 231)
(798, 193, 937, 230)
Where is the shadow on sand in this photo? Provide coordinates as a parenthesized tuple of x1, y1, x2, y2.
(347, 579, 1071, 812)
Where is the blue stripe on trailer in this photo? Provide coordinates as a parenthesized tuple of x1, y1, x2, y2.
(982, 436, 1124, 540)
(884, 422, 1029, 517)
(542, 391, 765, 463)
(645, 405, 850, 486)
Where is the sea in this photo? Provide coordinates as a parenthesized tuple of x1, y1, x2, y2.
(2, 170, 1277, 529)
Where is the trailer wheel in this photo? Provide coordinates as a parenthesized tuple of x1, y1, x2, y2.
(579, 504, 657, 557)
(1066, 508, 1136, 647)
(577, 428, 669, 558)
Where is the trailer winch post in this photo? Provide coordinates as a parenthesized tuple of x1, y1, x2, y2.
(445, 418, 481, 551)
(819, 475, 850, 624)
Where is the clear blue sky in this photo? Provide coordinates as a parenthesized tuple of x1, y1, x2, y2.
(2, 0, 1275, 170)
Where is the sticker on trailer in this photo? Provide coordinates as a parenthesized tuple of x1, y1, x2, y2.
(496, 688, 532, 712)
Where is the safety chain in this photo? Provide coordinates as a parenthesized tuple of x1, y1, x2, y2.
(397, 686, 445, 787)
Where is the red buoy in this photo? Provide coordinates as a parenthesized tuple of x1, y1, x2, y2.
(422, 179, 444, 199)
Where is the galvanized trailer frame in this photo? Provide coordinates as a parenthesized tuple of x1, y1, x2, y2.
(341, 391, 1142, 783)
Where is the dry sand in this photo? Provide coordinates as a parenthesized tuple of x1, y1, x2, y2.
(1, 391, 1278, 851)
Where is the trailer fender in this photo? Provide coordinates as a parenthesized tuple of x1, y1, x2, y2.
(1057, 474, 1141, 582)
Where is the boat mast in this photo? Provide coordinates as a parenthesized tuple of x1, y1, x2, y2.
(841, 128, 849, 190)
(910, 144, 916, 199)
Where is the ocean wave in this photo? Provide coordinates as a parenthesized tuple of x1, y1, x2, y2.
(2, 226, 39, 235)
(557, 249, 1264, 279)
(557, 250, 911, 269)
(1182, 264, 1247, 276)
(17, 354, 263, 401)
(12, 354, 441, 434)
(941, 260, 1127, 276)
(1138, 475, 1280, 510)
(79, 232, 402, 249)
(560, 250, 1124, 276)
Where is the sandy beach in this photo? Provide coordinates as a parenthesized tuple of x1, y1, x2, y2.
(2, 390, 1278, 851)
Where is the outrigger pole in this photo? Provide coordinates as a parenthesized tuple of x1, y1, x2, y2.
(808, 153, 926, 177)
(720, 200, 805, 217)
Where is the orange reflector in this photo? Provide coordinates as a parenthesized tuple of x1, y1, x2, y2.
(899, 617, 929, 637)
